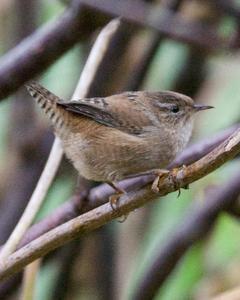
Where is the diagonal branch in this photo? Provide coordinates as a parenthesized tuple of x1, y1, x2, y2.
(0, 127, 239, 281)
(12, 124, 240, 249)
(0, 0, 226, 100)
(0, 18, 121, 260)
(132, 170, 240, 300)
(213, 0, 240, 19)
(0, 1, 102, 100)
(81, 0, 225, 50)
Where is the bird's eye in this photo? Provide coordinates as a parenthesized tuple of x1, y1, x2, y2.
(171, 105, 179, 113)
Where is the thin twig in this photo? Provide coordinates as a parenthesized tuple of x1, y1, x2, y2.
(20, 259, 41, 300)
(0, 18, 121, 261)
(0, 127, 239, 281)
(210, 286, 240, 300)
(0, 138, 63, 260)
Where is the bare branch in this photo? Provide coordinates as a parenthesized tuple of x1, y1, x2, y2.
(0, 127, 239, 281)
(132, 171, 240, 300)
(0, 1, 101, 100)
(20, 259, 41, 300)
(210, 286, 240, 300)
(213, 0, 240, 19)
(0, 19, 121, 261)
(15, 124, 240, 249)
(0, 0, 226, 100)
(0, 139, 63, 261)
(169, 124, 240, 168)
(81, 0, 225, 50)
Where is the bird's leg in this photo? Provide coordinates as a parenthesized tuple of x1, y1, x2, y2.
(108, 181, 126, 210)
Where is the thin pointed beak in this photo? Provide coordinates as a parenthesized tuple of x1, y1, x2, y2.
(193, 104, 214, 112)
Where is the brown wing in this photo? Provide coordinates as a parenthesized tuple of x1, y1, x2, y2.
(57, 92, 155, 135)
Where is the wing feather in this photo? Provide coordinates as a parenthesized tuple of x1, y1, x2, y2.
(57, 92, 152, 135)
(59, 102, 121, 128)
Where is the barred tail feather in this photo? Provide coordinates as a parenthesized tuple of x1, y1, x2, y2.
(25, 81, 65, 129)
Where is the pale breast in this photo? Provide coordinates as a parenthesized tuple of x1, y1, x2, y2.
(58, 113, 193, 182)
(61, 125, 177, 182)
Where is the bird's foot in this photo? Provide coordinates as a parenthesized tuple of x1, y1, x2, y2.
(151, 169, 170, 193)
(108, 181, 126, 210)
(109, 191, 125, 210)
(117, 214, 129, 223)
(171, 165, 189, 197)
(151, 165, 189, 196)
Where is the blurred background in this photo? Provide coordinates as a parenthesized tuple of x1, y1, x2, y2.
(0, 0, 240, 299)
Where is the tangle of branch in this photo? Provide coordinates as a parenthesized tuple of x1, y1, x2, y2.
(0, 127, 239, 281)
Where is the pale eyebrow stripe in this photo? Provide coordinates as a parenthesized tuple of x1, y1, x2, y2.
(153, 102, 177, 109)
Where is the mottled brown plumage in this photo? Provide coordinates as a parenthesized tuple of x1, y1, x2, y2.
(26, 82, 213, 194)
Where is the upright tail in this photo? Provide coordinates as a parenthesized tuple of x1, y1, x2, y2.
(25, 81, 66, 130)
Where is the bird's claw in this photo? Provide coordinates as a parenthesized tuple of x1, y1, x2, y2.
(117, 214, 129, 223)
(151, 169, 170, 193)
(151, 165, 188, 196)
(109, 191, 125, 210)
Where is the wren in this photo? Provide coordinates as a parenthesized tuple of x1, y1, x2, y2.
(26, 82, 213, 197)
